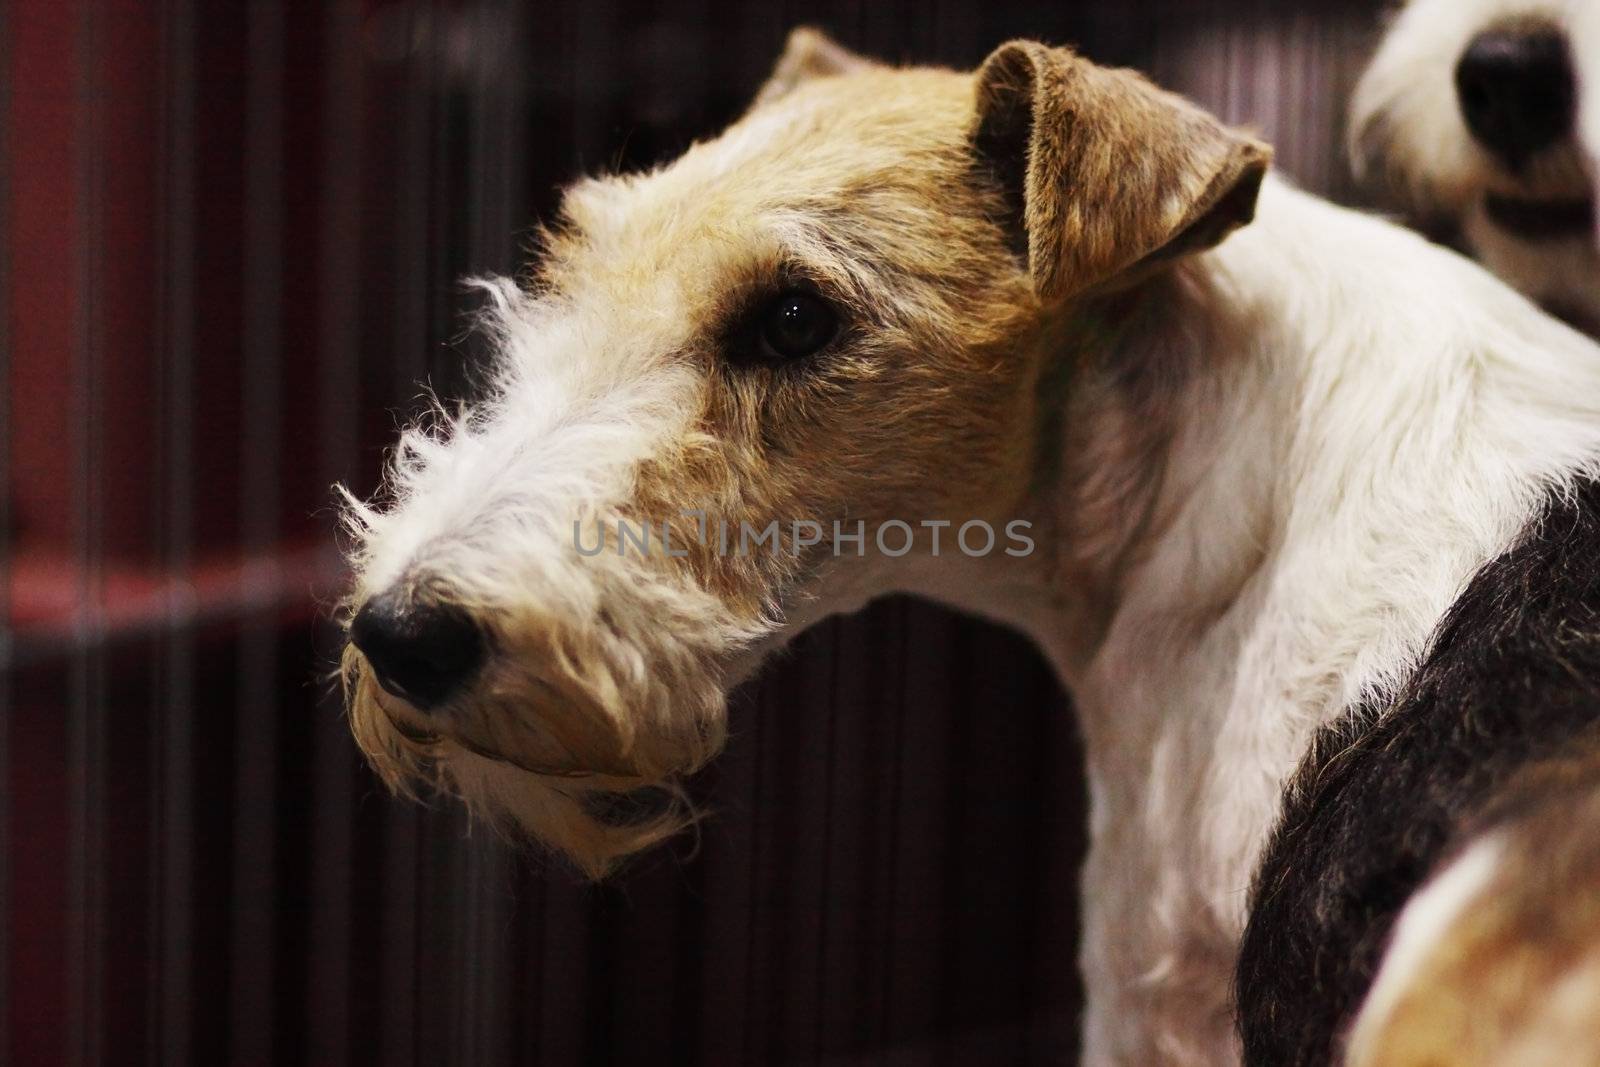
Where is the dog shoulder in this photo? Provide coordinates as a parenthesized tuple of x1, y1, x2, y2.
(1236, 475, 1600, 1065)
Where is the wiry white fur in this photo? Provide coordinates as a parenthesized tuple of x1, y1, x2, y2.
(1352, 0, 1600, 327)
(344, 276, 700, 603)
(342, 277, 768, 875)
(926, 178, 1600, 1064)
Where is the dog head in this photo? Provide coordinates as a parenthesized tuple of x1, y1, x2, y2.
(340, 30, 1268, 877)
(1352, 0, 1600, 327)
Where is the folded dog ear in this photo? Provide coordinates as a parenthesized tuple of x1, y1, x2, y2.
(752, 27, 876, 109)
(973, 41, 1272, 301)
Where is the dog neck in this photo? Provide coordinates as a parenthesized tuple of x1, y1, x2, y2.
(916, 174, 1600, 919)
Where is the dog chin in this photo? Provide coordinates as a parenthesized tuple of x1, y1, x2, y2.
(351, 685, 708, 878)
(342, 647, 715, 875)
(443, 747, 698, 879)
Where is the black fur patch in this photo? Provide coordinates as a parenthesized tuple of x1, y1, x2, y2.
(1235, 476, 1600, 1065)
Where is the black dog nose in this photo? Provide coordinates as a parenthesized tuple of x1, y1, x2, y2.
(350, 591, 484, 710)
(1456, 26, 1575, 171)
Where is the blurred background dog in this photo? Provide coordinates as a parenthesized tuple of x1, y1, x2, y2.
(1353, 0, 1600, 332)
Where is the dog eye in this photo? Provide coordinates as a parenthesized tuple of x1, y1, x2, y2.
(758, 290, 837, 361)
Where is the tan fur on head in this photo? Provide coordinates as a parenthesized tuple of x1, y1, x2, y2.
(342, 32, 1272, 880)
(750, 26, 876, 110)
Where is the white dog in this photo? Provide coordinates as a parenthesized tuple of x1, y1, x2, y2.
(1353, 0, 1600, 331)
(343, 31, 1600, 1065)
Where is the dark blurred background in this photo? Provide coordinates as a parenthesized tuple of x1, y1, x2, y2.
(3, 2, 1383, 1064)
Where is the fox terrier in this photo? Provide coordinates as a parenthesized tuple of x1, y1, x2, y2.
(342, 30, 1600, 1066)
(1352, 0, 1600, 333)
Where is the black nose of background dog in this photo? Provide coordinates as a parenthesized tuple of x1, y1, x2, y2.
(350, 591, 484, 710)
(1456, 26, 1575, 171)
